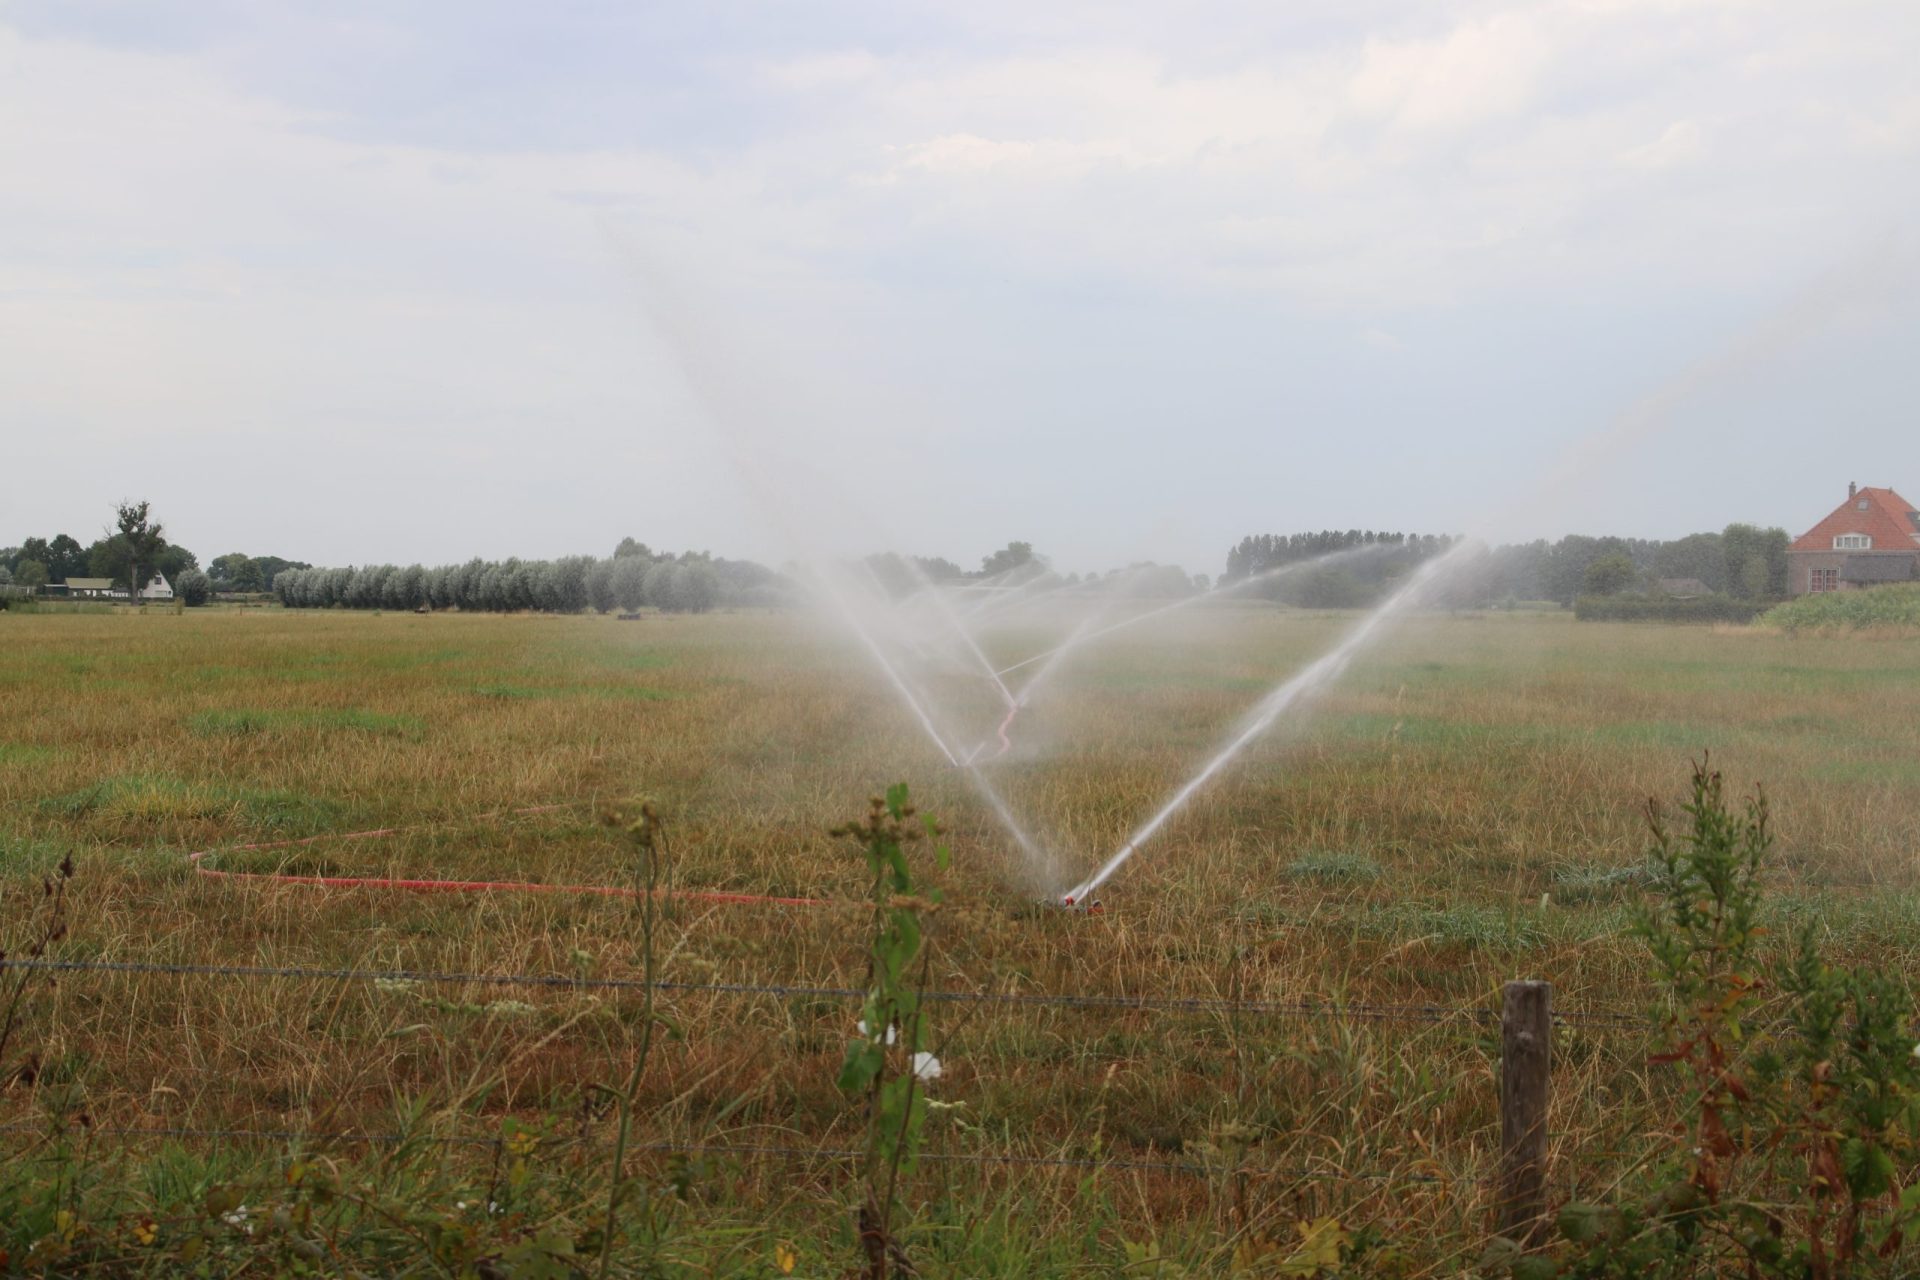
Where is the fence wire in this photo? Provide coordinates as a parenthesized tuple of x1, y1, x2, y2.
(0, 956, 1648, 1028)
(0, 1123, 1451, 1186)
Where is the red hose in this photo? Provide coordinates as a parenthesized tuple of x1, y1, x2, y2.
(187, 806, 828, 908)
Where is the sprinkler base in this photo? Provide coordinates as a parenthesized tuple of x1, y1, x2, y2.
(1051, 894, 1104, 914)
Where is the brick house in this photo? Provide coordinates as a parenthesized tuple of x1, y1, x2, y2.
(1786, 483, 1920, 597)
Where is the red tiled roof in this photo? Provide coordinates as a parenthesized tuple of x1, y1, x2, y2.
(1790, 487, 1920, 553)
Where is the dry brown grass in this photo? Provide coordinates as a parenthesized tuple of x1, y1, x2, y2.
(2, 604, 1918, 1270)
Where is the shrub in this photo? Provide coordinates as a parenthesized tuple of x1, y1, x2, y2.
(176, 569, 211, 606)
(613, 557, 651, 613)
(1573, 594, 1766, 623)
(1762, 583, 1920, 633)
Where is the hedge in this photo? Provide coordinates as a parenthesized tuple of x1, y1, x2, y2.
(1573, 594, 1768, 623)
(1761, 583, 1920, 632)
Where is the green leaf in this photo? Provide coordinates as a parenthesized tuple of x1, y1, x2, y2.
(1476, 1236, 1523, 1273)
(1842, 1138, 1895, 1199)
(884, 840, 911, 889)
(1557, 1202, 1620, 1245)
(837, 1040, 883, 1094)
(885, 783, 909, 820)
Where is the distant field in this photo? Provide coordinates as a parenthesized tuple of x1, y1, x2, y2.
(3, 606, 1918, 1272)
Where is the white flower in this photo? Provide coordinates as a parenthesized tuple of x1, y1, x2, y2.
(1911, 1043, 1920, 1059)
(857, 1019, 898, 1046)
(911, 1052, 943, 1081)
(223, 1205, 252, 1234)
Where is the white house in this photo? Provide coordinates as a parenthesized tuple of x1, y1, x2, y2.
(138, 573, 174, 601)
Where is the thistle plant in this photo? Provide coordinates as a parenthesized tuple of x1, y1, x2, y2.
(590, 798, 670, 1278)
(0, 851, 74, 1089)
(833, 784, 947, 1280)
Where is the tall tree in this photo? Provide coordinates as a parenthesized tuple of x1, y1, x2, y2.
(1582, 552, 1638, 596)
(112, 500, 166, 603)
(1721, 523, 1790, 601)
(1654, 532, 1726, 592)
(211, 553, 264, 592)
(47, 534, 86, 582)
(979, 541, 1037, 577)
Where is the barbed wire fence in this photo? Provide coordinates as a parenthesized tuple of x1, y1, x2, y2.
(0, 955, 1648, 1027)
(1, 954, 1618, 1218)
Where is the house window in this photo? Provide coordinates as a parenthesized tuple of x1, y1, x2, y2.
(1834, 534, 1872, 550)
(1810, 568, 1839, 593)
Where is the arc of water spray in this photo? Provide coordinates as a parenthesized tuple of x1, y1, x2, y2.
(996, 543, 1383, 679)
(900, 557, 1017, 709)
(964, 610, 1092, 765)
(960, 562, 1055, 617)
(830, 559, 1059, 884)
(956, 565, 1152, 763)
(814, 568, 960, 767)
(605, 242, 1052, 889)
(1004, 562, 1160, 710)
(1060, 543, 1472, 905)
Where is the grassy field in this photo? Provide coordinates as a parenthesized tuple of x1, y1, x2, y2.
(3, 604, 1919, 1274)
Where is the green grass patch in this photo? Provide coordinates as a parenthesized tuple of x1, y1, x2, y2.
(1361, 902, 1548, 950)
(38, 774, 345, 835)
(472, 682, 678, 702)
(0, 831, 73, 875)
(0, 743, 58, 768)
(236, 788, 347, 834)
(40, 774, 230, 822)
(597, 649, 673, 671)
(3, 600, 114, 615)
(1549, 861, 1653, 903)
(1284, 849, 1383, 882)
(1807, 757, 1920, 785)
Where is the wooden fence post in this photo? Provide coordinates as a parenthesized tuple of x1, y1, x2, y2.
(1498, 979, 1551, 1245)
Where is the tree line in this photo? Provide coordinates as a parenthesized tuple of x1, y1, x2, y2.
(1222, 531, 1458, 607)
(2, 508, 307, 604)
(2, 516, 198, 595)
(274, 543, 785, 614)
(1461, 524, 1789, 606)
(1220, 524, 1793, 609)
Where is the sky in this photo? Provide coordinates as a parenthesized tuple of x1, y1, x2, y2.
(3, 1, 1916, 577)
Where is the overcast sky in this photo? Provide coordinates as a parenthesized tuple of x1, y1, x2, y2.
(3, 2, 1916, 576)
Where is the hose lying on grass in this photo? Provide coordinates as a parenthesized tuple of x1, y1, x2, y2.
(186, 804, 829, 908)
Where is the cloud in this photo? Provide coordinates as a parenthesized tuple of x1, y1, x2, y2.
(2, 3, 1918, 568)
(1349, 14, 1554, 132)
(1618, 119, 1707, 170)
